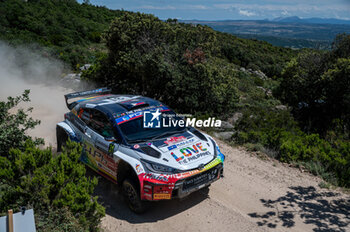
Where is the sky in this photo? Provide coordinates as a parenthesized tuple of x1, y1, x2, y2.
(78, 0, 350, 20)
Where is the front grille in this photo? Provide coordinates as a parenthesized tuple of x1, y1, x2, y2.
(182, 164, 221, 191)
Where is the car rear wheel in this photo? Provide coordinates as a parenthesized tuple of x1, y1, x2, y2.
(56, 127, 68, 152)
(122, 179, 147, 213)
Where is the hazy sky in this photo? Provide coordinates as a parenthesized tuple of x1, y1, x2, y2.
(78, 0, 350, 20)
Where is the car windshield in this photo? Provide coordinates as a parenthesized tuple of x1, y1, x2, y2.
(118, 111, 187, 142)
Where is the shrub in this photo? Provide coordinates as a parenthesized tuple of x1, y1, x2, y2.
(0, 92, 105, 231)
(0, 90, 43, 155)
(234, 107, 350, 187)
(0, 140, 105, 231)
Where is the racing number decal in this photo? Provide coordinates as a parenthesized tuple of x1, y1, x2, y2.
(108, 143, 115, 155)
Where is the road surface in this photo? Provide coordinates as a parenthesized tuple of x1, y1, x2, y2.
(96, 140, 350, 232)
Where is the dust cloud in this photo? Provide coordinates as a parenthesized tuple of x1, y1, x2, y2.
(0, 41, 82, 147)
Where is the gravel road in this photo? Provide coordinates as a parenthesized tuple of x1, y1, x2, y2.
(97, 140, 350, 232)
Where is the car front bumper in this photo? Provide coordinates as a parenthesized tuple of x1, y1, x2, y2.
(141, 163, 224, 201)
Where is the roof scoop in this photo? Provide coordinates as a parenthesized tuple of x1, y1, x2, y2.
(119, 101, 150, 110)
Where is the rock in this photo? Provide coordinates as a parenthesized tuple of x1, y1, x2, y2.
(221, 121, 234, 129)
(228, 112, 243, 125)
(257, 86, 273, 97)
(60, 73, 82, 89)
(257, 86, 266, 92)
(253, 70, 267, 80)
(275, 105, 288, 110)
(266, 89, 272, 97)
(239, 67, 268, 80)
(213, 132, 234, 140)
(80, 64, 91, 71)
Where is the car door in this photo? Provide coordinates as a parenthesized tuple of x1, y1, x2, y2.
(88, 109, 120, 181)
(78, 108, 102, 173)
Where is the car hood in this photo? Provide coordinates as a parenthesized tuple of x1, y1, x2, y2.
(136, 130, 215, 171)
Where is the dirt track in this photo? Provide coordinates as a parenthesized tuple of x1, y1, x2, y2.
(96, 140, 350, 232)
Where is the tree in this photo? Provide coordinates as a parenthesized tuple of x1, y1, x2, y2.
(277, 34, 350, 136)
(83, 12, 238, 115)
(0, 90, 43, 155)
(331, 33, 350, 59)
(322, 58, 350, 137)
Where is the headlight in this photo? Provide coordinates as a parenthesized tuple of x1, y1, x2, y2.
(210, 138, 218, 157)
(142, 160, 179, 174)
(210, 138, 225, 161)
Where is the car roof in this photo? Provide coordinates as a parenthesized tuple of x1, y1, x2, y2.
(75, 94, 164, 118)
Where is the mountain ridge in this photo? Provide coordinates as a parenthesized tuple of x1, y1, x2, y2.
(272, 16, 350, 25)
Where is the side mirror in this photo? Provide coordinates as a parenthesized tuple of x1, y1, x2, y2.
(105, 137, 116, 142)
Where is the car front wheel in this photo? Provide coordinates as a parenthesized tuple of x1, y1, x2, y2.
(122, 179, 147, 213)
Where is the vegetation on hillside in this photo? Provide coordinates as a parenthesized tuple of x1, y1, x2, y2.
(234, 34, 350, 186)
(0, 0, 122, 68)
(277, 34, 350, 136)
(82, 12, 349, 187)
(82, 12, 296, 115)
(0, 91, 105, 231)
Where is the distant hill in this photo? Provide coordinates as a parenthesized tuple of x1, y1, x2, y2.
(272, 16, 350, 25)
(183, 19, 350, 49)
(236, 34, 330, 50)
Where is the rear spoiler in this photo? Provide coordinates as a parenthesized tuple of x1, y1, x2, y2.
(64, 87, 111, 110)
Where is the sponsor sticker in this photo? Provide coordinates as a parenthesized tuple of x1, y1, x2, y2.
(131, 101, 145, 106)
(167, 145, 177, 151)
(164, 136, 186, 145)
(153, 193, 171, 200)
(171, 143, 210, 164)
(134, 144, 140, 149)
(136, 164, 143, 174)
(108, 143, 115, 154)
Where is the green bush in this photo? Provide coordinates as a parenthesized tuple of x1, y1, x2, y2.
(234, 108, 350, 187)
(277, 35, 350, 135)
(0, 140, 105, 231)
(0, 90, 43, 155)
(0, 92, 105, 231)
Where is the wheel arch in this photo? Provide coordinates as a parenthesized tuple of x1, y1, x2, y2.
(56, 121, 77, 152)
(117, 159, 140, 190)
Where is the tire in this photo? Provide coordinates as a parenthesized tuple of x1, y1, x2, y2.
(56, 127, 68, 152)
(122, 179, 147, 213)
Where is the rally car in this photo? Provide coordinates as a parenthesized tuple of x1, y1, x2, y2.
(56, 87, 225, 213)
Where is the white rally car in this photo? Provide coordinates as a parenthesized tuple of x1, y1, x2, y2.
(56, 88, 225, 213)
